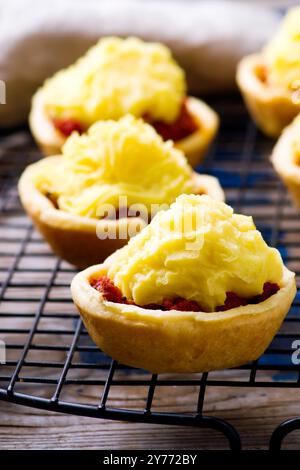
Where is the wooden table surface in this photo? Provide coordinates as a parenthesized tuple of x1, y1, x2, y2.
(1, 379, 300, 450)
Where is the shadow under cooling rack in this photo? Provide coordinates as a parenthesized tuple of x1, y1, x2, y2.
(1, 96, 300, 451)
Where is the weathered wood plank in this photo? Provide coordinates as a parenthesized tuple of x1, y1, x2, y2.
(0, 385, 300, 449)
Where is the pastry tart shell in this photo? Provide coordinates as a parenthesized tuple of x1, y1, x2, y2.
(18, 156, 224, 269)
(236, 53, 300, 138)
(271, 118, 300, 209)
(71, 263, 295, 373)
(29, 91, 219, 167)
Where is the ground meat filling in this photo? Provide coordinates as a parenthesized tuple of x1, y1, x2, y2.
(52, 117, 85, 137)
(91, 276, 125, 304)
(91, 276, 280, 312)
(145, 100, 199, 142)
(45, 192, 59, 209)
(259, 65, 268, 84)
(52, 100, 197, 141)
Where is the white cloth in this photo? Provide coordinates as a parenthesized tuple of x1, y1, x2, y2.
(0, 0, 279, 127)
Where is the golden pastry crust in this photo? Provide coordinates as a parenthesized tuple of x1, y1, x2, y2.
(174, 97, 219, 167)
(71, 263, 295, 373)
(236, 54, 300, 138)
(29, 91, 219, 167)
(29, 90, 66, 156)
(271, 118, 300, 209)
(18, 156, 224, 269)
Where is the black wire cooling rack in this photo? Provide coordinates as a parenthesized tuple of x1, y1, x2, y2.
(1, 95, 300, 451)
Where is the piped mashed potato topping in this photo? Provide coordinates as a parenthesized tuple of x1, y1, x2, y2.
(107, 195, 283, 311)
(264, 6, 300, 91)
(42, 37, 186, 126)
(32, 115, 196, 218)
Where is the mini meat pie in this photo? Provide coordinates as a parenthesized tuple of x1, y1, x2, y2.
(19, 116, 224, 269)
(271, 114, 300, 209)
(71, 195, 295, 373)
(29, 36, 219, 167)
(237, 7, 300, 138)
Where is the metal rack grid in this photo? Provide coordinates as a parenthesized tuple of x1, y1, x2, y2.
(1, 95, 300, 451)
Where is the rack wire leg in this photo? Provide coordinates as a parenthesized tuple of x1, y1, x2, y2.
(270, 417, 300, 451)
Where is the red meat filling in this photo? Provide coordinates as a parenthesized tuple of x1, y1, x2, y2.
(114, 208, 148, 221)
(91, 276, 279, 312)
(259, 65, 268, 84)
(91, 276, 125, 304)
(145, 100, 198, 142)
(52, 100, 197, 141)
(52, 117, 85, 137)
(216, 282, 279, 311)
